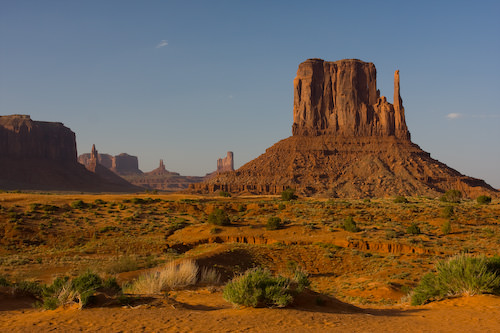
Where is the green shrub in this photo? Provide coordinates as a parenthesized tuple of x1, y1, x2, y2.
(71, 200, 87, 209)
(411, 254, 500, 305)
(281, 188, 297, 201)
(406, 222, 421, 235)
(15, 280, 43, 297)
(477, 195, 492, 205)
(207, 209, 231, 226)
(94, 199, 106, 205)
(266, 217, 282, 230)
(440, 189, 462, 203)
(40, 271, 112, 310)
(441, 220, 452, 235)
(342, 216, 360, 232)
(70, 271, 103, 307)
(394, 196, 409, 204)
(0, 276, 10, 287)
(218, 191, 232, 197)
(223, 267, 309, 308)
(441, 205, 454, 218)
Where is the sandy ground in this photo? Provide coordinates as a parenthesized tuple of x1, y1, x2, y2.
(1, 291, 499, 332)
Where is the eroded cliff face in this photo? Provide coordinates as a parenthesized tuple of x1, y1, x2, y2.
(292, 59, 410, 140)
(0, 115, 139, 191)
(0, 115, 77, 162)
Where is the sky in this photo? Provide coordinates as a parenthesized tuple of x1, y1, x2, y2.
(1, 0, 499, 188)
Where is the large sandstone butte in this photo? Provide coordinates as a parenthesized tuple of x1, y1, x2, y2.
(193, 59, 498, 198)
(0, 115, 139, 192)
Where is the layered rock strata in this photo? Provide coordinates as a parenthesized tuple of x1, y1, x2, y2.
(192, 59, 498, 198)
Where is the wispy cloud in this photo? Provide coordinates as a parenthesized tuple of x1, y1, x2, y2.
(446, 113, 500, 120)
(446, 113, 462, 119)
(156, 40, 168, 48)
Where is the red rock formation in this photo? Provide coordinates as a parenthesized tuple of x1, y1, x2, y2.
(112, 153, 141, 175)
(0, 114, 76, 161)
(78, 151, 142, 176)
(0, 115, 139, 192)
(123, 160, 204, 191)
(192, 59, 498, 198)
(292, 59, 410, 139)
(217, 152, 234, 173)
(81, 144, 138, 189)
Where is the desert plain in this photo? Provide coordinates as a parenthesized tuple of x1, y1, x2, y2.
(1, 191, 499, 332)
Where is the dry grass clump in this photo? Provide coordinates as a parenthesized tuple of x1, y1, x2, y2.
(126, 259, 220, 294)
(411, 254, 500, 305)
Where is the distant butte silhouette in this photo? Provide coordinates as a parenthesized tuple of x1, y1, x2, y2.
(193, 58, 498, 198)
(0, 115, 139, 192)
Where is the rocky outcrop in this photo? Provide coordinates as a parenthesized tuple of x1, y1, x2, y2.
(217, 152, 234, 173)
(192, 59, 498, 198)
(0, 114, 76, 161)
(0, 115, 139, 192)
(122, 160, 204, 191)
(81, 144, 139, 189)
(292, 59, 410, 140)
(78, 151, 142, 176)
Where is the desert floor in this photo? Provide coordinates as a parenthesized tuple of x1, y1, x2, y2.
(1, 192, 499, 331)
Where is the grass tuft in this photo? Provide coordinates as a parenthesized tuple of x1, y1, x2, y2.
(411, 254, 500, 305)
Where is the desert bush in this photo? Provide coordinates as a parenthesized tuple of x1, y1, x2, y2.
(342, 216, 360, 233)
(281, 188, 297, 201)
(71, 200, 87, 209)
(406, 222, 421, 235)
(477, 195, 492, 205)
(442, 205, 454, 218)
(218, 191, 231, 197)
(411, 254, 500, 305)
(94, 199, 107, 206)
(40, 271, 114, 310)
(15, 280, 43, 297)
(441, 220, 452, 235)
(440, 189, 462, 203)
(223, 267, 309, 308)
(70, 271, 103, 307)
(394, 196, 409, 204)
(266, 217, 282, 230)
(127, 259, 219, 294)
(0, 276, 10, 287)
(208, 208, 231, 226)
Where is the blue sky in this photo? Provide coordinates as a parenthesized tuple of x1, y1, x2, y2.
(1, 1, 499, 188)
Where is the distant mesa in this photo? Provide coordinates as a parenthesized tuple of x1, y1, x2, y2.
(80, 144, 140, 189)
(0, 115, 139, 192)
(79, 146, 204, 191)
(79, 148, 142, 176)
(192, 58, 498, 198)
(123, 159, 204, 192)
